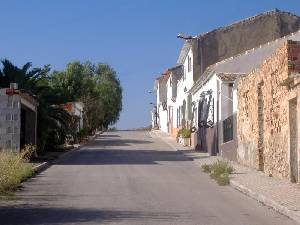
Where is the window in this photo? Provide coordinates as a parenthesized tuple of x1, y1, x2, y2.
(223, 116, 233, 143)
(7, 127, 13, 134)
(6, 114, 12, 121)
(188, 56, 192, 72)
(13, 114, 18, 121)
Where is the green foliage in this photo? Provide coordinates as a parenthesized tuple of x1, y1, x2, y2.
(201, 164, 212, 173)
(0, 59, 72, 153)
(77, 128, 89, 142)
(0, 149, 34, 195)
(21, 144, 36, 160)
(215, 173, 230, 186)
(177, 128, 191, 138)
(50, 61, 122, 133)
(210, 160, 234, 179)
(0, 59, 122, 152)
(204, 160, 234, 186)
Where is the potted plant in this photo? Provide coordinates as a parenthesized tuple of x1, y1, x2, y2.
(177, 128, 191, 146)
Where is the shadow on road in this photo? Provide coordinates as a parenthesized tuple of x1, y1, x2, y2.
(0, 206, 184, 225)
(56, 149, 192, 165)
(88, 137, 153, 147)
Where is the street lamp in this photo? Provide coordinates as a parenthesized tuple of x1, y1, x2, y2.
(177, 33, 204, 75)
(177, 33, 194, 40)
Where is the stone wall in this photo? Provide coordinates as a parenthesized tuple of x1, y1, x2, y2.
(237, 40, 300, 180)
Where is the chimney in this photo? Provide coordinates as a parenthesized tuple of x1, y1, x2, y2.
(10, 83, 18, 90)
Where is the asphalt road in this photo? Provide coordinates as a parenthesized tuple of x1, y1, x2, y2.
(0, 131, 297, 225)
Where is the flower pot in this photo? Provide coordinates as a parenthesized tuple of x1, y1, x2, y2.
(178, 136, 191, 147)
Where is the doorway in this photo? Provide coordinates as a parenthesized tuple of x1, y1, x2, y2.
(257, 83, 264, 171)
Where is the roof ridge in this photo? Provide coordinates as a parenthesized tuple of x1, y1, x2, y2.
(196, 9, 300, 38)
(206, 29, 300, 69)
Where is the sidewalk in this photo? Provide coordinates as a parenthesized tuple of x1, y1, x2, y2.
(150, 129, 300, 224)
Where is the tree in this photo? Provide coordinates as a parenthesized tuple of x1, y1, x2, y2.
(50, 61, 122, 132)
(0, 59, 71, 153)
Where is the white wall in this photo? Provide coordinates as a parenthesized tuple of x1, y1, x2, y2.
(191, 74, 219, 127)
(174, 48, 194, 128)
(183, 48, 194, 91)
(158, 104, 168, 133)
(166, 75, 175, 131)
(220, 83, 233, 121)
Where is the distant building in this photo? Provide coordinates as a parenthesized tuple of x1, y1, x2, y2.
(62, 102, 84, 132)
(0, 83, 38, 152)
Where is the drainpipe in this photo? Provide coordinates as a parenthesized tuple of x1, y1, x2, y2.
(216, 80, 220, 155)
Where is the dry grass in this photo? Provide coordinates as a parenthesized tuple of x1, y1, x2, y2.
(0, 147, 34, 195)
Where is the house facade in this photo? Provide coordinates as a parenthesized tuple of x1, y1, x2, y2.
(187, 30, 300, 158)
(0, 84, 38, 152)
(152, 10, 300, 181)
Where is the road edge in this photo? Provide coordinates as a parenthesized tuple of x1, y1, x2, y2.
(33, 132, 101, 174)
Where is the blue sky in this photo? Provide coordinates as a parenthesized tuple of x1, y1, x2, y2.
(1, 0, 300, 129)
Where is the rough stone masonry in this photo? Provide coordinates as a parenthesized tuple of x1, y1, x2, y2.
(237, 40, 300, 181)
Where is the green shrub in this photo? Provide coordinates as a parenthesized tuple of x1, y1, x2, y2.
(176, 129, 182, 138)
(76, 128, 89, 142)
(0, 149, 34, 195)
(216, 173, 230, 186)
(177, 128, 191, 138)
(205, 160, 234, 186)
(210, 160, 234, 178)
(201, 164, 212, 173)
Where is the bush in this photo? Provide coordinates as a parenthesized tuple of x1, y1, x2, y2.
(76, 128, 89, 142)
(177, 128, 191, 138)
(201, 164, 212, 173)
(205, 160, 234, 186)
(0, 149, 34, 195)
(216, 173, 230, 186)
(210, 160, 234, 179)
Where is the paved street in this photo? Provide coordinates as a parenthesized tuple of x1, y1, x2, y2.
(0, 131, 297, 225)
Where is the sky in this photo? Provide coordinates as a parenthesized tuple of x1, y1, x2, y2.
(1, 0, 300, 129)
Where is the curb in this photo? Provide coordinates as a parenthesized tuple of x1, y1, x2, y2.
(230, 179, 300, 224)
(33, 161, 50, 174)
(32, 145, 82, 174)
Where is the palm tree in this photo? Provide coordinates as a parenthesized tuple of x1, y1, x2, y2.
(0, 59, 71, 153)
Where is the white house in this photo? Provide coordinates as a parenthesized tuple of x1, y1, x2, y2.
(165, 65, 182, 137)
(173, 42, 194, 132)
(155, 72, 169, 133)
(62, 102, 84, 132)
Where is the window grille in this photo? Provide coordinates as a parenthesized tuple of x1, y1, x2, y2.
(223, 116, 233, 143)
